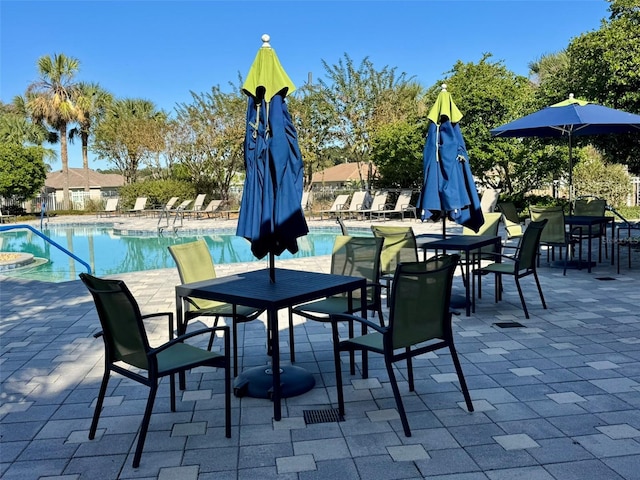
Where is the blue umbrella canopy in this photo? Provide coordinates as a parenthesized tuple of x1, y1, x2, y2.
(491, 94, 640, 207)
(418, 85, 484, 234)
(236, 35, 308, 279)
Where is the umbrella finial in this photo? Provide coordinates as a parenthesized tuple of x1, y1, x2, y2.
(441, 83, 447, 91)
(261, 34, 271, 48)
(569, 93, 574, 100)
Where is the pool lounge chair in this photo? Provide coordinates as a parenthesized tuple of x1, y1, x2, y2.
(96, 198, 119, 218)
(183, 194, 207, 218)
(0, 208, 17, 223)
(342, 191, 370, 219)
(148, 196, 179, 218)
(359, 193, 389, 220)
(372, 190, 416, 221)
(199, 199, 223, 219)
(318, 194, 350, 220)
(127, 197, 148, 216)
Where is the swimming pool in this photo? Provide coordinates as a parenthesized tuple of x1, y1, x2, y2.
(0, 224, 371, 283)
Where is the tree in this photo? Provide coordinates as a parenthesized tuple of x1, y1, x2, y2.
(318, 53, 420, 188)
(69, 82, 113, 191)
(0, 143, 47, 201)
(25, 53, 80, 209)
(528, 51, 571, 107)
(567, 0, 640, 173)
(573, 145, 632, 207)
(169, 84, 246, 201)
(92, 98, 167, 184)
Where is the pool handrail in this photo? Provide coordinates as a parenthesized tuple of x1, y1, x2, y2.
(0, 224, 92, 274)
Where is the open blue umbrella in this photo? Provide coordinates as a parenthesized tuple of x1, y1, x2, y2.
(418, 85, 484, 235)
(491, 94, 640, 208)
(236, 34, 309, 282)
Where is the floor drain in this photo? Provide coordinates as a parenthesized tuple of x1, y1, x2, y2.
(595, 277, 616, 281)
(493, 321, 525, 328)
(303, 408, 344, 425)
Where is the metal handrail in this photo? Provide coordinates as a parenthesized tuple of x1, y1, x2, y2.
(0, 224, 92, 274)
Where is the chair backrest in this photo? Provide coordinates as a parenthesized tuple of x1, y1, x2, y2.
(463, 212, 502, 255)
(336, 217, 349, 235)
(392, 190, 413, 211)
(573, 197, 607, 234)
(480, 189, 500, 213)
(497, 202, 524, 239)
(164, 197, 179, 210)
(515, 219, 548, 271)
(131, 197, 147, 211)
(328, 194, 350, 212)
(104, 198, 119, 211)
(330, 235, 384, 305)
(368, 193, 389, 211)
(203, 199, 222, 213)
(388, 254, 459, 349)
(191, 194, 207, 211)
(529, 206, 567, 245)
(371, 225, 418, 276)
(301, 191, 311, 210)
(80, 273, 150, 370)
(176, 200, 193, 211)
(168, 239, 217, 284)
(347, 191, 368, 211)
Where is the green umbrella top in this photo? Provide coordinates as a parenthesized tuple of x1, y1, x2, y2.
(242, 34, 296, 102)
(427, 84, 463, 124)
(551, 93, 589, 107)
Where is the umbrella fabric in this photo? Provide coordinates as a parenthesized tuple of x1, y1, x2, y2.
(236, 39, 308, 261)
(418, 89, 484, 233)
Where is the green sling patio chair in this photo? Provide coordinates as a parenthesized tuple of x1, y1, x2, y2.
(529, 205, 578, 275)
(80, 273, 231, 468)
(329, 254, 473, 437)
(497, 201, 526, 242)
(572, 196, 608, 262)
(459, 212, 502, 285)
(371, 225, 419, 305)
(289, 235, 384, 368)
(476, 219, 548, 319)
(168, 239, 265, 376)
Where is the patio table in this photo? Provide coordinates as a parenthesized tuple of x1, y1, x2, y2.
(416, 234, 502, 316)
(175, 267, 366, 421)
(565, 215, 614, 273)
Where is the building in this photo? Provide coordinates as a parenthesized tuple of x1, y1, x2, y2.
(42, 168, 124, 210)
(310, 162, 377, 190)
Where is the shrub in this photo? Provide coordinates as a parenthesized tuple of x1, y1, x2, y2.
(118, 179, 196, 210)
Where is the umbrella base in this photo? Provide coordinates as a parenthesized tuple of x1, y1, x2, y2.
(233, 365, 316, 399)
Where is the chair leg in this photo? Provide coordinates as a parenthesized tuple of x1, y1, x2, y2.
(170, 374, 176, 412)
(232, 320, 239, 377)
(89, 369, 110, 439)
(533, 272, 547, 310)
(514, 277, 529, 319)
(132, 382, 158, 468)
(223, 331, 231, 438)
(385, 358, 411, 437)
(448, 344, 474, 412)
(406, 348, 414, 391)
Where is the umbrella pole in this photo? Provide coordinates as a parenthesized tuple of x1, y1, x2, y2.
(568, 134, 574, 216)
(269, 252, 275, 283)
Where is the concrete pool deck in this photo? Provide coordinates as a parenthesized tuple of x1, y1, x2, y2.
(1, 214, 640, 479)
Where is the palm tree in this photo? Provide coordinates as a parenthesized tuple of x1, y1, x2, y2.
(26, 53, 80, 209)
(69, 82, 113, 191)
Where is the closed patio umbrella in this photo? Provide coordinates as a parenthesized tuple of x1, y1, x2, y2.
(236, 34, 309, 282)
(418, 84, 484, 236)
(491, 94, 640, 211)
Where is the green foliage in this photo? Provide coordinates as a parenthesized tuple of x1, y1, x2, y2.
(0, 143, 47, 200)
(118, 179, 196, 210)
(573, 146, 632, 207)
(370, 120, 425, 188)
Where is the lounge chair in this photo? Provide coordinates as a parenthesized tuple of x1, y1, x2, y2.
(126, 197, 148, 216)
(342, 191, 370, 219)
(0, 207, 17, 223)
(148, 196, 179, 218)
(318, 194, 350, 220)
(80, 273, 231, 468)
(371, 190, 416, 221)
(184, 193, 207, 218)
(200, 199, 223, 219)
(330, 254, 473, 436)
(96, 198, 119, 218)
(359, 192, 388, 220)
(301, 191, 311, 212)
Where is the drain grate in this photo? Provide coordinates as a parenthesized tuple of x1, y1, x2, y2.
(595, 277, 616, 281)
(303, 408, 344, 425)
(493, 321, 525, 329)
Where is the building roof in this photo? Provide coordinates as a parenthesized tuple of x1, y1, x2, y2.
(45, 168, 125, 189)
(311, 162, 377, 184)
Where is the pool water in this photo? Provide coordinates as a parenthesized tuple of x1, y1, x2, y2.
(0, 225, 370, 283)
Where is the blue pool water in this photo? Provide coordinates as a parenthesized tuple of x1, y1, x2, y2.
(0, 224, 371, 283)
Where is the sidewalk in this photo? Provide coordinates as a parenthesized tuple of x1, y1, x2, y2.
(1, 214, 639, 479)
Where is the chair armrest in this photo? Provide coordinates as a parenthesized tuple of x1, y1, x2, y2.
(148, 325, 230, 355)
(329, 312, 386, 333)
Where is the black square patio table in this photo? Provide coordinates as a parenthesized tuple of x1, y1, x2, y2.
(564, 215, 614, 273)
(416, 234, 502, 316)
(175, 267, 366, 421)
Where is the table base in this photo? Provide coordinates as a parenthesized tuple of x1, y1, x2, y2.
(233, 365, 316, 399)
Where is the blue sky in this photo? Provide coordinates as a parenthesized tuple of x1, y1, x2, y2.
(1, 0, 610, 171)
